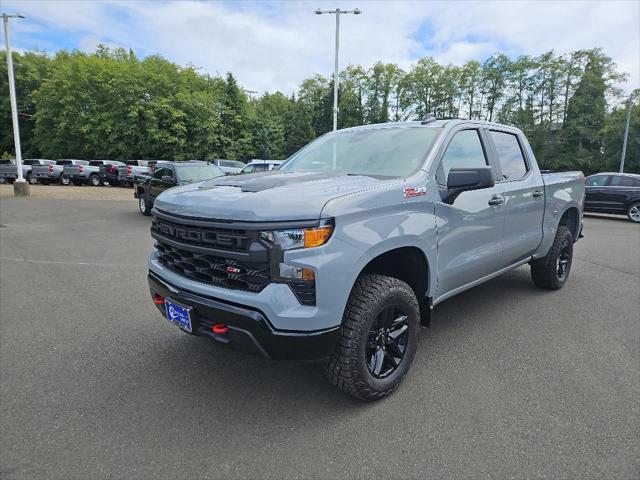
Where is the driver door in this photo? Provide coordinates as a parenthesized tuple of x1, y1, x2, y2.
(149, 165, 175, 201)
(434, 128, 506, 299)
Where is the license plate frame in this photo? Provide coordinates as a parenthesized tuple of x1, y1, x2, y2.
(164, 298, 193, 333)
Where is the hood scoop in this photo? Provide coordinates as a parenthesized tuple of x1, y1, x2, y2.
(198, 171, 346, 193)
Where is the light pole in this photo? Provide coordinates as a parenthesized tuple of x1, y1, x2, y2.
(619, 96, 633, 173)
(2, 13, 28, 196)
(315, 7, 361, 131)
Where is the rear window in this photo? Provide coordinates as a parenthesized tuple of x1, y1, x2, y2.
(610, 176, 640, 187)
(489, 131, 528, 180)
(89, 161, 103, 166)
(23, 160, 39, 165)
(57, 160, 73, 166)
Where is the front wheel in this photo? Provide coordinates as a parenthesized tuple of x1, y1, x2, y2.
(531, 225, 573, 290)
(89, 175, 101, 187)
(61, 176, 70, 185)
(626, 202, 640, 223)
(27, 173, 37, 185)
(325, 274, 420, 401)
(139, 196, 152, 216)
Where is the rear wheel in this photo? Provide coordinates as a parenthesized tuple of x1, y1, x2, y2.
(61, 176, 70, 185)
(27, 173, 36, 185)
(139, 195, 152, 215)
(325, 274, 420, 401)
(626, 202, 640, 223)
(89, 175, 101, 187)
(531, 225, 573, 290)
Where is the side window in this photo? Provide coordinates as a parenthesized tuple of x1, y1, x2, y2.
(254, 164, 268, 172)
(610, 176, 638, 187)
(436, 129, 487, 186)
(586, 175, 608, 186)
(153, 167, 172, 179)
(489, 131, 528, 180)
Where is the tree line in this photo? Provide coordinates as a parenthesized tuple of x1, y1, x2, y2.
(0, 45, 638, 174)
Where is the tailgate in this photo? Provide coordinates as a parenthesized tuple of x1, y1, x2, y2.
(0, 165, 18, 176)
(32, 165, 52, 175)
(63, 165, 81, 175)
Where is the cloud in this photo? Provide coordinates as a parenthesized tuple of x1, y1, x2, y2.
(2, 0, 638, 94)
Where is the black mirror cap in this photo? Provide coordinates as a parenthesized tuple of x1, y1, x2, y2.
(443, 166, 495, 204)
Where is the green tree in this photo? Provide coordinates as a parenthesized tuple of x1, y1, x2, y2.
(284, 97, 315, 155)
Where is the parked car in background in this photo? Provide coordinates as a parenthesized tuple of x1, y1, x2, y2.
(239, 159, 284, 174)
(146, 119, 585, 401)
(98, 161, 127, 186)
(0, 159, 55, 185)
(135, 161, 225, 215)
(585, 172, 640, 223)
(63, 160, 120, 186)
(118, 160, 162, 187)
(0, 159, 14, 183)
(212, 159, 245, 174)
(32, 159, 82, 185)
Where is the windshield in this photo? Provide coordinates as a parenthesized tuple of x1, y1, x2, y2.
(177, 164, 225, 182)
(281, 127, 440, 178)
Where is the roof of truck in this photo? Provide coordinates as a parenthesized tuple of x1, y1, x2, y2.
(338, 118, 523, 133)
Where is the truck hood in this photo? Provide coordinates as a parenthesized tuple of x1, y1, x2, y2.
(153, 170, 386, 221)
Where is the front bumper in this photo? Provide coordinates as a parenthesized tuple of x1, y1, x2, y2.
(148, 271, 340, 360)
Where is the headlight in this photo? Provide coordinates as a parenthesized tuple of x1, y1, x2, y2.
(261, 222, 333, 250)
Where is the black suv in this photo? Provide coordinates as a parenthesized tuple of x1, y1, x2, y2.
(585, 172, 640, 223)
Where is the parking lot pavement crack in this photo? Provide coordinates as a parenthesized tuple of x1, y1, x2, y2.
(573, 256, 640, 278)
(0, 256, 146, 268)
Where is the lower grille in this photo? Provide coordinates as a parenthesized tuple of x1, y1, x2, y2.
(156, 241, 271, 293)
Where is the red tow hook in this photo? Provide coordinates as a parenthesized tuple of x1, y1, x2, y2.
(212, 323, 229, 335)
(152, 294, 165, 305)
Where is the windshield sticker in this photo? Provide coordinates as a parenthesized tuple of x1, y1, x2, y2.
(403, 186, 427, 198)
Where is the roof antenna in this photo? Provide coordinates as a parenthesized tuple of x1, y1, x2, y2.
(421, 114, 437, 125)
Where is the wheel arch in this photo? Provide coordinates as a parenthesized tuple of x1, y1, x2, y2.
(358, 246, 433, 325)
(558, 207, 581, 241)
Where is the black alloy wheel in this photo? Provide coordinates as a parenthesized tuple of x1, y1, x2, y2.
(366, 305, 410, 379)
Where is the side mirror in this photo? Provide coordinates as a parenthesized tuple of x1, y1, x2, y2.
(443, 166, 495, 204)
(161, 175, 176, 185)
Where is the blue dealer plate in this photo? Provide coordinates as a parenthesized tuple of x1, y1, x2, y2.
(165, 299, 193, 333)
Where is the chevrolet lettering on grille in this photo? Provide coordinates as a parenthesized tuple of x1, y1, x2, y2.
(156, 222, 245, 249)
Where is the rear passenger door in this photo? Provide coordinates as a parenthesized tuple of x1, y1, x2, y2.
(487, 129, 545, 267)
(601, 175, 635, 213)
(434, 128, 506, 297)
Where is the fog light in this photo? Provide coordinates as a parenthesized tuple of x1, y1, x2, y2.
(279, 263, 315, 280)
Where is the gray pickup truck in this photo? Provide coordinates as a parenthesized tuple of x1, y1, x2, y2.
(32, 159, 85, 185)
(63, 160, 122, 186)
(147, 119, 585, 401)
(0, 159, 54, 184)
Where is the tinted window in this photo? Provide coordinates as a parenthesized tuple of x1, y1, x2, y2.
(436, 130, 487, 185)
(254, 164, 269, 172)
(89, 161, 103, 166)
(154, 167, 173, 179)
(489, 131, 528, 180)
(57, 160, 73, 165)
(610, 175, 640, 187)
(586, 175, 608, 186)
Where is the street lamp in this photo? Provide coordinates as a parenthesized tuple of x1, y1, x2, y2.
(315, 8, 362, 131)
(2, 13, 28, 196)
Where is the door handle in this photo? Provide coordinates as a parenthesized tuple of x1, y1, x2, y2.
(488, 195, 504, 206)
(533, 190, 544, 199)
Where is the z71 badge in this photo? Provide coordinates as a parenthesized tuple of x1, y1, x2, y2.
(403, 186, 427, 198)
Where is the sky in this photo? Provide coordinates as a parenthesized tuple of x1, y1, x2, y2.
(2, 0, 639, 96)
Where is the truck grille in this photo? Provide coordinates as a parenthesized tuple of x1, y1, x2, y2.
(151, 212, 272, 294)
(155, 242, 270, 292)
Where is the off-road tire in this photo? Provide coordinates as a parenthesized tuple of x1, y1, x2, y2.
(626, 202, 640, 223)
(531, 225, 573, 290)
(139, 195, 152, 216)
(325, 274, 420, 401)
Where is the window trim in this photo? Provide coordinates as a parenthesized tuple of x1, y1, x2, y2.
(153, 164, 175, 180)
(486, 129, 531, 184)
(433, 127, 491, 188)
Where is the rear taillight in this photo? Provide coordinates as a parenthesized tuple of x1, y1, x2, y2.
(48, 164, 54, 173)
(127, 166, 133, 175)
(79, 165, 84, 173)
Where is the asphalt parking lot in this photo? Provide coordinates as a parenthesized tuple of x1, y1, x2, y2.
(1, 197, 639, 479)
